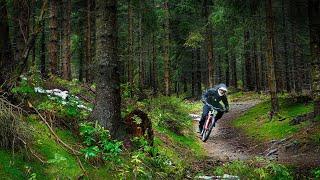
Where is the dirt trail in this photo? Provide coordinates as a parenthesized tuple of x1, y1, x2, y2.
(190, 100, 320, 171)
(191, 100, 260, 162)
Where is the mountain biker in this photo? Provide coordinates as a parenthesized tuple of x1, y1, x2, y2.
(198, 83, 229, 133)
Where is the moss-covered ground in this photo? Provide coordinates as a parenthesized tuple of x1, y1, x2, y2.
(0, 76, 205, 179)
(232, 98, 315, 141)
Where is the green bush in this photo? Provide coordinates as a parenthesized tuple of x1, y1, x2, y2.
(213, 158, 293, 179)
(147, 96, 192, 134)
(79, 122, 123, 162)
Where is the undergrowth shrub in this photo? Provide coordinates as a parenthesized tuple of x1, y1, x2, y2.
(147, 96, 192, 134)
(213, 158, 293, 179)
(79, 122, 122, 163)
(118, 137, 183, 179)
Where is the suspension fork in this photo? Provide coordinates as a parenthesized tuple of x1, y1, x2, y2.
(204, 114, 212, 130)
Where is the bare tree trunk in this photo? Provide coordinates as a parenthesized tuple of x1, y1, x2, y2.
(229, 53, 237, 88)
(253, 40, 260, 92)
(85, 0, 93, 83)
(0, 0, 14, 85)
(196, 48, 202, 97)
(12, 0, 29, 65)
(282, 0, 291, 93)
(191, 50, 195, 97)
(91, 0, 124, 138)
(163, 1, 170, 96)
(244, 30, 253, 91)
(31, 1, 36, 67)
(127, 0, 134, 93)
(203, 0, 214, 87)
(291, 24, 302, 95)
(225, 38, 230, 86)
(79, 39, 84, 82)
(40, 20, 46, 78)
(308, 0, 320, 116)
(266, 0, 279, 113)
(152, 33, 158, 94)
(138, 10, 145, 90)
(49, 0, 58, 75)
(62, 0, 71, 80)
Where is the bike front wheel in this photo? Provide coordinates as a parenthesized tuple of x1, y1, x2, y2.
(201, 122, 214, 142)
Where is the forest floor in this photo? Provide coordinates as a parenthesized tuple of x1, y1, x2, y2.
(189, 100, 320, 177)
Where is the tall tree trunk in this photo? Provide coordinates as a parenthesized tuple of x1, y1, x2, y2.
(62, 0, 71, 80)
(127, 0, 134, 93)
(203, 0, 214, 87)
(0, 0, 14, 85)
(12, 0, 29, 65)
(152, 33, 158, 94)
(265, 0, 279, 113)
(291, 24, 302, 95)
(138, 10, 145, 90)
(253, 40, 260, 92)
(40, 20, 46, 78)
(308, 0, 320, 117)
(31, 1, 36, 67)
(217, 54, 222, 83)
(282, 0, 291, 92)
(244, 30, 253, 91)
(85, 0, 93, 83)
(225, 38, 230, 86)
(49, 0, 58, 75)
(163, 1, 170, 96)
(196, 48, 202, 97)
(229, 53, 237, 88)
(91, 0, 123, 138)
(79, 39, 84, 82)
(191, 51, 195, 97)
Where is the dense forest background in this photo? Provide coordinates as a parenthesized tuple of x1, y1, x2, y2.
(1, 0, 319, 115)
(0, 0, 320, 178)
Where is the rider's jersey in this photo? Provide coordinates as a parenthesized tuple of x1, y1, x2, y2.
(201, 86, 229, 111)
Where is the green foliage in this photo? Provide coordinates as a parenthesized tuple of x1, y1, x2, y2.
(312, 168, 320, 179)
(79, 122, 122, 162)
(36, 96, 89, 119)
(184, 31, 204, 48)
(11, 77, 34, 95)
(213, 158, 293, 179)
(146, 96, 193, 135)
(118, 136, 184, 179)
(210, 6, 226, 26)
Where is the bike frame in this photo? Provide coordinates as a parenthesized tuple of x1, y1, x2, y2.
(201, 107, 224, 142)
(204, 110, 216, 130)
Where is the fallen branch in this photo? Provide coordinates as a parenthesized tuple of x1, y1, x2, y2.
(28, 101, 81, 155)
(28, 101, 88, 175)
(29, 147, 46, 164)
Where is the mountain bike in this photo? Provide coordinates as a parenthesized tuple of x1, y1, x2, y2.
(200, 106, 224, 142)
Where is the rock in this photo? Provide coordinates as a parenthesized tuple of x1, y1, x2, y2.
(196, 175, 213, 179)
(222, 174, 240, 180)
(266, 148, 278, 157)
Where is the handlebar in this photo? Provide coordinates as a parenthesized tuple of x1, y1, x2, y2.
(205, 103, 225, 112)
(209, 106, 225, 112)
